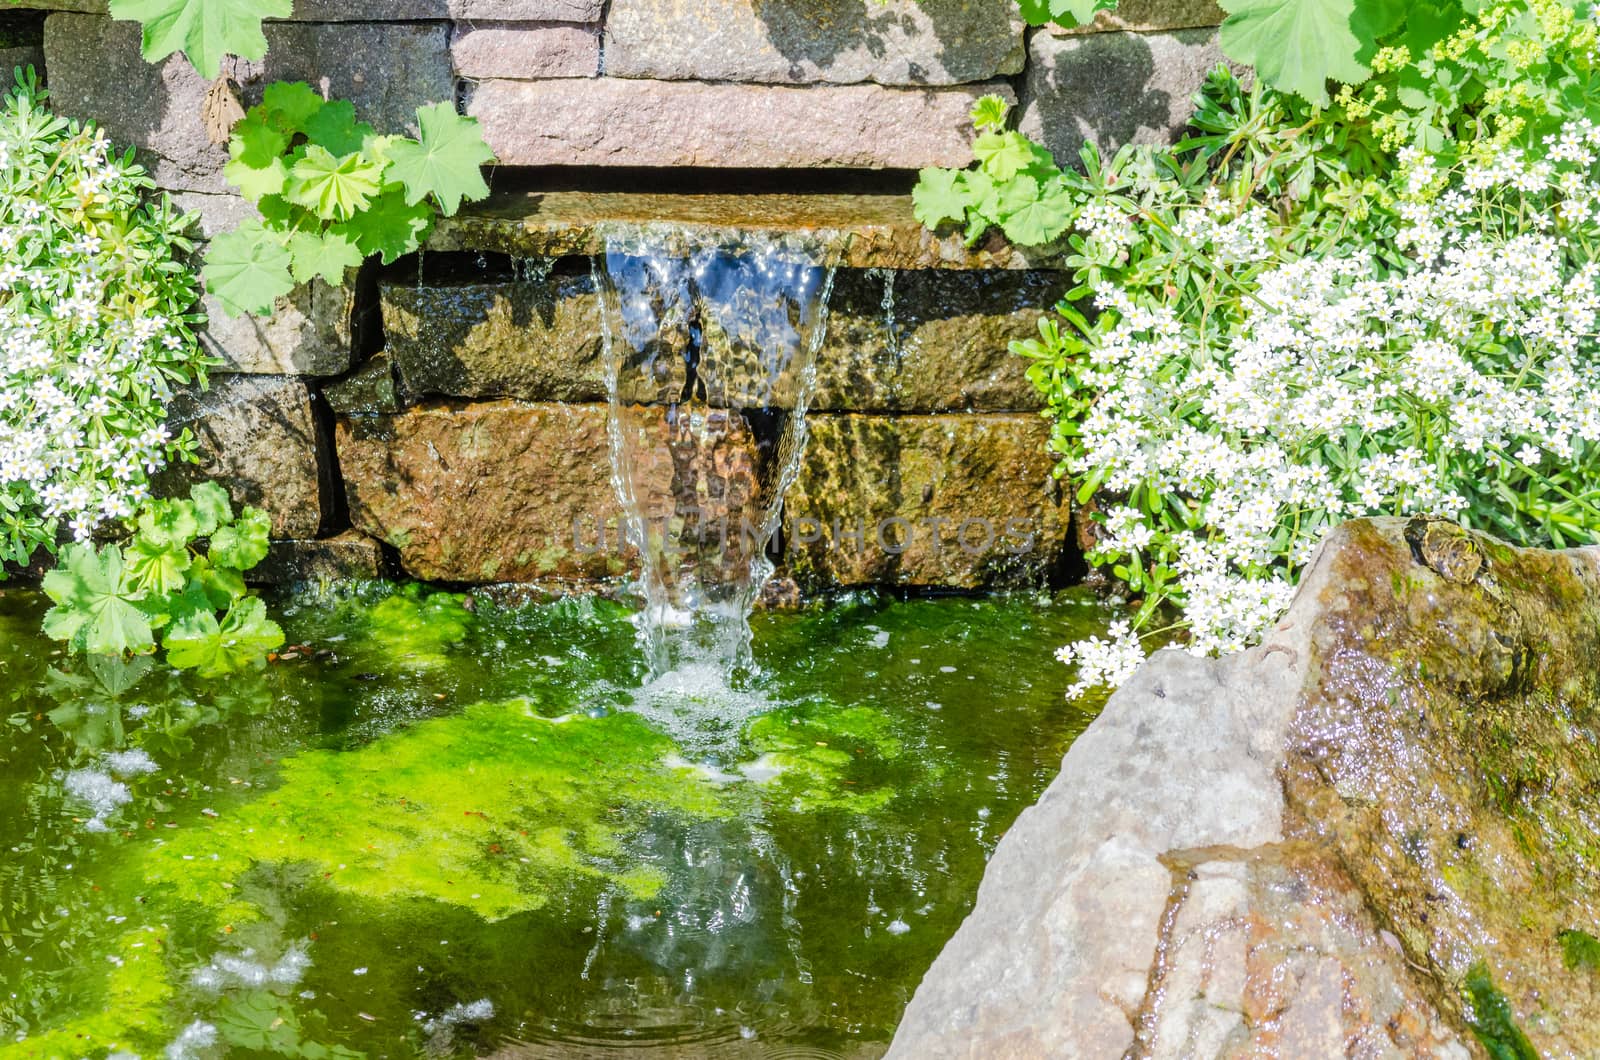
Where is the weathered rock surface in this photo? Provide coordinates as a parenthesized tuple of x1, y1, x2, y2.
(783, 413, 1066, 589)
(198, 278, 357, 377)
(1052, 0, 1225, 34)
(1019, 29, 1227, 164)
(376, 268, 1058, 410)
(17, 0, 605, 15)
(379, 275, 684, 405)
(157, 376, 324, 539)
(337, 402, 764, 583)
(431, 191, 1064, 271)
(254, 533, 389, 586)
(451, 23, 600, 80)
(323, 355, 401, 415)
(465, 78, 1011, 170)
(45, 15, 452, 193)
(811, 269, 1060, 411)
(604, 0, 1024, 86)
(892, 518, 1600, 1057)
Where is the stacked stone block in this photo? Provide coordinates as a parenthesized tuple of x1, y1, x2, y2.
(5, 0, 1225, 589)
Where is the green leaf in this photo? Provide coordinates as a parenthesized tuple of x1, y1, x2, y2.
(260, 80, 325, 136)
(1018, 0, 1117, 27)
(135, 498, 200, 550)
(302, 98, 377, 157)
(912, 168, 971, 229)
(165, 596, 285, 677)
(285, 144, 385, 221)
(190, 482, 234, 537)
(997, 176, 1075, 245)
(1218, 0, 1369, 106)
(974, 131, 1043, 182)
(384, 102, 494, 217)
(125, 534, 193, 597)
(970, 94, 1010, 132)
(41, 544, 157, 658)
(107, 0, 293, 79)
(192, 556, 247, 610)
(288, 228, 364, 285)
(209, 506, 271, 573)
(223, 113, 290, 202)
(204, 218, 294, 317)
(343, 188, 435, 264)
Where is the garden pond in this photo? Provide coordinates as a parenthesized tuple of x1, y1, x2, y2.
(0, 583, 1112, 1058)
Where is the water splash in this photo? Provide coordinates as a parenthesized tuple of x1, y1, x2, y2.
(594, 227, 838, 694)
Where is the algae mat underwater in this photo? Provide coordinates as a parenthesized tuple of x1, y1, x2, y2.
(0, 584, 1112, 1058)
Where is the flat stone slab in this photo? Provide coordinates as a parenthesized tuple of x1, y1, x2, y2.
(156, 375, 325, 540)
(198, 277, 357, 377)
(45, 14, 452, 193)
(14, 0, 604, 18)
(783, 412, 1067, 589)
(255, 533, 389, 585)
(812, 269, 1061, 411)
(1051, 0, 1224, 33)
(604, 0, 1024, 86)
(1020, 28, 1229, 163)
(452, 23, 600, 80)
(337, 401, 764, 584)
(431, 191, 1064, 270)
(464, 77, 1011, 171)
(380, 275, 683, 404)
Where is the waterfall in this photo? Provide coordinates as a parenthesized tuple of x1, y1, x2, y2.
(593, 227, 838, 687)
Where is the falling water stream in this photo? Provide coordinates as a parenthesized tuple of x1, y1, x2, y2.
(593, 229, 839, 748)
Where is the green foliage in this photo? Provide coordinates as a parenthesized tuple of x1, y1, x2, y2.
(1462, 963, 1539, 1060)
(1016, 0, 1119, 27)
(911, 0, 1600, 685)
(0, 72, 211, 575)
(41, 483, 284, 676)
(1217, 0, 1374, 105)
(1558, 927, 1600, 971)
(913, 94, 1075, 246)
(107, 0, 292, 78)
(204, 84, 495, 317)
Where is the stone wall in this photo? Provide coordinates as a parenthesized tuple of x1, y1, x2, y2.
(4, 0, 1227, 589)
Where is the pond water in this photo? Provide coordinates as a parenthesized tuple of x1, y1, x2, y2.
(0, 583, 1111, 1059)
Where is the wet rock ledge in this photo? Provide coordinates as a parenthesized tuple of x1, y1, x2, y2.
(892, 517, 1600, 1058)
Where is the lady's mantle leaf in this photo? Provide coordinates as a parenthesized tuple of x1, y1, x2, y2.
(107, 0, 293, 79)
(386, 102, 495, 217)
(1218, 0, 1368, 106)
(204, 218, 294, 317)
(41, 544, 157, 657)
(285, 145, 385, 221)
(165, 596, 284, 677)
(288, 228, 364, 285)
(913, 168, 971, 229)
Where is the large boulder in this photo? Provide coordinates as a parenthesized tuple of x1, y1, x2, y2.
(892, 518, 1600, 1057)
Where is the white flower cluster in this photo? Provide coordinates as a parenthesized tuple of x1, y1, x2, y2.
(1057, 120, 1600, 689)
(0, 84, 205, 559)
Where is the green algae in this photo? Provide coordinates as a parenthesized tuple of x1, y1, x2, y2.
(1463, 963, 1539, 1060)
(142, 703, 728, 924)
(744, 703, 919, 813)
(0, 586, 1114, 1057)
